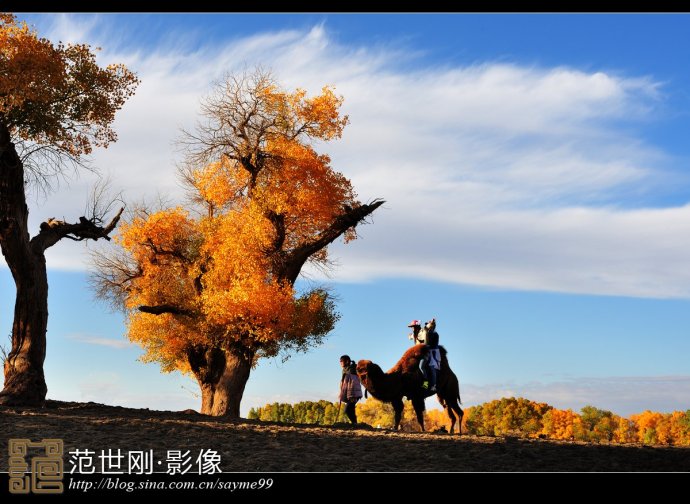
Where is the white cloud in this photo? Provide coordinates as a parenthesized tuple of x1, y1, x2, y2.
(7, 17, 690, 299)
(67, 333, 132, 350)
(36, 13, 99, 45)
(325, 202, 690, 298)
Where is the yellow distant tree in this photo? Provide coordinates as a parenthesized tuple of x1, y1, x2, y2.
(574, 405, 618, 442)
(0, 14, 138, 405)
(541, 408, 577, 440)
(399, 401, 424, 432)
(654, 415, 674, 445)
(356, 397, 395, 428)
(466, 397, 550, 437)
(668, 411, 690, 446)
(425, 408, 450, 431)
(631, 410, 665, 445)
(93, 70, 383, 416)
(613, 417, 637, 444)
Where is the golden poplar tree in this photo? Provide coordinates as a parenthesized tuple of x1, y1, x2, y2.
(94, 70, 383, 416)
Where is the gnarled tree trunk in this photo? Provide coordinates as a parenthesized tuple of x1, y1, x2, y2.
(0, 122, 123, 407)
(1, 259, 50, 406)
(188, 346, 253, 417)
(0, 126, 49, 406)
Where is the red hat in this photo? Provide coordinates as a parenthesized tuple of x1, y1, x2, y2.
(407, 319, 421, 328)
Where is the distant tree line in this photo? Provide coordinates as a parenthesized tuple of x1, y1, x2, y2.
(248, 400, 350, 424)
(248, 396, 690, 446)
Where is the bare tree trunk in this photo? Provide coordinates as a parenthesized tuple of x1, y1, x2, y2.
(0, 260, 49, 406)
(0, 123, 48, 406)
(189, 346, 252, 417)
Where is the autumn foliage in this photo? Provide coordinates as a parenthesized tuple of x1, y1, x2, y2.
(115, 203, 338, 371)
(0, 14, 138, 164)
(467, 398, 690, 445)
(94, 70, 382, 416)
(248, 398, 464, 432)
(249, 396, 690, 445)
(249, 400, 352, 425)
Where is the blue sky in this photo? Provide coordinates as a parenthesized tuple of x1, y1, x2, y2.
(2, 13, 690, 417)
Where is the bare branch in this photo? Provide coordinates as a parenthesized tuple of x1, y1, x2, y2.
(16, 139, 96, 200)
(30, 206, 124, 253)
(177, 69, 279, 179)
(84, 177, 124, 226)
(89, 246, 143, 311)
(278, 199, 386, 284)
(143, 238, 191, 263)
(101, 208, 125, 237)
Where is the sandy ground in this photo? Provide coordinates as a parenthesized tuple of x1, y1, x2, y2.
(2, 400, 690, 472)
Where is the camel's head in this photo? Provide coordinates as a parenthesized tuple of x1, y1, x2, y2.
(356, 360, 374, 385)
(356, 359, 385, 389)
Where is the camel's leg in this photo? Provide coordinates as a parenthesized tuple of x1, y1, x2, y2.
(451, 403, 464, 435)
(438, 393, 455, 434)
(411, 397, 425, 432)
(392, 398, 404, 431)
(436, 393, 455, 434)
(445, 403, 456, 434)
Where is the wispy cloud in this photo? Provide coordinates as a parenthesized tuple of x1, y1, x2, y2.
(461, 375, 690, 417)
(71, 372, 199, 411)
(10, 17, 690, 299)
(68, 333, 131, 349)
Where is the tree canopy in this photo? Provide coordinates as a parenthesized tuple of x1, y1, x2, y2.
(0, 14, 138, 181)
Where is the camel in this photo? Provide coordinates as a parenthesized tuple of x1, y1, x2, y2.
(356, 345, 464, 434)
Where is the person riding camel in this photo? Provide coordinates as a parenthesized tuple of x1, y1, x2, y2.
(421, 318, 441, 393)
(407, 320, 423, 344)
(407, 318, 441, 392)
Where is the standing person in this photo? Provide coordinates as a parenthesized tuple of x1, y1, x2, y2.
(339, 355, 363, 424)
